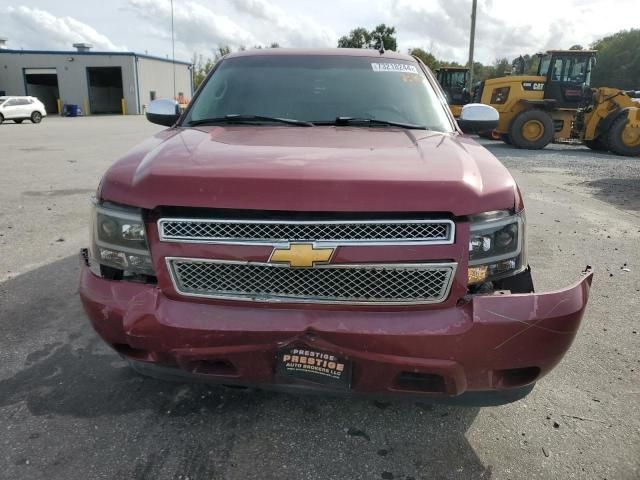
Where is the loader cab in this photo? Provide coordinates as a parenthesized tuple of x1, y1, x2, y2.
(537, 50, 597, 108)
(436, 67, 471, 107)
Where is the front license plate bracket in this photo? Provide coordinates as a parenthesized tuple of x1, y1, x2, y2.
(276, 347, 352, 389)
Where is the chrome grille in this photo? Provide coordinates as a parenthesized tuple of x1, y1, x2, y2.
(167, 258, 456, 304)
(158, 219, 454, 245)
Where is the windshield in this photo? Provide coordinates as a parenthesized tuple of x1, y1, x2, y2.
(439, 71, 467, 88)
(537, 54, 551, 76)
(185, 55, 453, 131)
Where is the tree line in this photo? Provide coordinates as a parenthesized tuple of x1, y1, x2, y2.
(190, 26, 640, 91)
(191, 43, 280, 88)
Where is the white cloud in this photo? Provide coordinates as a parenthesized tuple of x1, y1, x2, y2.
(124, 0, 336, 59)
(391, 0, 639, 64)
(2, 0, 639, 64)
(229, 0, 336, 48)
(6, 5, 127, 51)
(390, 0, 538, 64)
(127, 0, 256, 55)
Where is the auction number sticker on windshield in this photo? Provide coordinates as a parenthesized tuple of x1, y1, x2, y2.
(371, 62, 419, 74)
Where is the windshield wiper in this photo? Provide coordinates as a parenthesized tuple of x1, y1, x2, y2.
(188, 114, 314, 127)
(324, 117, 427, 130)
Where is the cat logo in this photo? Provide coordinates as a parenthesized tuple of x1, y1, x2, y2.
(522, 81, 545, 91)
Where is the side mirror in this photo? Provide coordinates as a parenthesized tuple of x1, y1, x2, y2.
(146, 99, 180, 127)
(457, 103, 499, 133)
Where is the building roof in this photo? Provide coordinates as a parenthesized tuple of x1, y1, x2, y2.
(0, 48, 191, 66)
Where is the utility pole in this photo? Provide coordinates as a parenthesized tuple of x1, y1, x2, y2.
(467, 0, 477, 93)
(171, 0, 176, 100)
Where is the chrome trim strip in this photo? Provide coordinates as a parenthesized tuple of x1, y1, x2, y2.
(165, 256, 458, 305)
(157, 218, 456, 246)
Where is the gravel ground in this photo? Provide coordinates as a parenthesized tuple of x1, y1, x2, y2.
(0, 117, 638, 480)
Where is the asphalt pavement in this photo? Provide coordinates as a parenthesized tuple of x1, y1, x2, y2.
(0, 117, 638, 479)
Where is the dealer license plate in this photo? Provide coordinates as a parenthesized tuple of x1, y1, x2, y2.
(276, 347, 352, 389)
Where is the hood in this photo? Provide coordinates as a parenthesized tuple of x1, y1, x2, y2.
(100, 126, 516, 216)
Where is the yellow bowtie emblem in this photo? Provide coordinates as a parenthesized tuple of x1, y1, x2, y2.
(270, 243, 335, 268)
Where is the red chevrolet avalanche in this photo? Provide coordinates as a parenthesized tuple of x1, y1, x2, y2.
(79, 49, 593, 405)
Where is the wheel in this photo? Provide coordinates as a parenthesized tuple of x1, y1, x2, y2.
(30, 111, 42, 124)
(14, 119, 23, 124)
(501, 134, 512, 145)
(0, 113, 3, 124)
(509, 109, 554, 149)
(584, 137, 607, 151)
(478, 130, 501, 140)
(605, 114, 640, 156)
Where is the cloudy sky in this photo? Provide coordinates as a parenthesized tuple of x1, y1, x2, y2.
(0, 0, 637, 64)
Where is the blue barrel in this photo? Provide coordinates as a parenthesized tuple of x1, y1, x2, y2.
(67, 104, 79, 117)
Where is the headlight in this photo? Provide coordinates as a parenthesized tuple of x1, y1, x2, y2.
(90, 201, 155, 276)
(468, 210, 526, 284)
(490, 86, 510, 104)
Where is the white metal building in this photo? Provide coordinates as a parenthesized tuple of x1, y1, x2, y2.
(0, 42, 192, 115)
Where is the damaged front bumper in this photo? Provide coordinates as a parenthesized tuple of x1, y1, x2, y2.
(79, 253, 593, 405)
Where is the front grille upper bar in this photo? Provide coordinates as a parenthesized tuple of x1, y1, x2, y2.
(158, 218, 455, 246)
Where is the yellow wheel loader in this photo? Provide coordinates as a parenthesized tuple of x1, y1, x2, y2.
(473, 50, 640, 156)
(436, 67, 470, 118)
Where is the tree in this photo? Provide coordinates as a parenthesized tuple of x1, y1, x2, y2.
(337, 24, 397, 51)
(487, 57, 511, 79)
(521, 54, 540, 75)
(469, 61, 491, 82)
(569, 44, 584, 50)
(215, 46, 231, 60)
(337, 27, 371, 48)
(191, 53, 216, 90)
(370, 24, 397, 51)
(591, 29, 640, 90)
(191, 43, 281, 90)
(409, 48, 439, 70)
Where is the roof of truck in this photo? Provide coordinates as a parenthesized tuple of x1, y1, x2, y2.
(226, 48, 416, 61)
(544, 49, 598, 54)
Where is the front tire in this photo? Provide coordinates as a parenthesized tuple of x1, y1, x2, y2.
(478, 130, 501, 140)
(606, 114, 640, 157)
(0, 113, 4, 124)
(584, 137, 607, 151)
(30, 111, 43, 124)
(509, 109, 554, 149)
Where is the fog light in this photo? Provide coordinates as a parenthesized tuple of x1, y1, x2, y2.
(468, 265, 488, 284)
(127, 254, 152, 269)
(99, 248, 128, 268)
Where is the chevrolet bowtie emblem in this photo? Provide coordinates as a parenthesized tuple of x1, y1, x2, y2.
(270, 243, 335, 268)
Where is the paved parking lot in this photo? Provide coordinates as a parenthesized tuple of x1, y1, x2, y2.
(1, 116, 638, 479)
